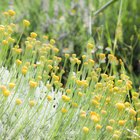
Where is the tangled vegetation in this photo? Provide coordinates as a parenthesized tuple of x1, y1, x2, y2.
(0, 10, 140, 139)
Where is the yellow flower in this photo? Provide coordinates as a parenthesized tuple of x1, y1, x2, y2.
(82, 55, 86, 60)
(61, 108, 68, 113)
(2, 40, 8, 45)
(109, 119, 115, 125)
(106, 126, 113, 132)
(16, 59, 22, 66)
(29, 81, 38, 88)
(87, 43, 94, 49)
(22, 66, 28, 75)
(112, 134, 119, 139)
(96, 124, 102, 130)
(118, 120, 126, 126)
(46, 84, 52, 90)
(72, 102, 78, 108)
(77, 92, 83, 97)
(115, 103, 125, 111)
(99, 53, 105, 60)
(83, 127, 89, 133)
(47, 95, 52, 101)
(30, 32, 37, 38)
(101, 110, 107, 115)
(9, 83, 15, 89)
(16, 98, 22, 105)
(80, 111, 86, 118)
(50, 39, 55, 45)
(62, 95, 70, 102)
(8, 10, 16, 16)
(0, 85, 7, 92)
(52, 75, 59, 81)
(48, 65, 53, 70)
(90, 112, 100, 123)
(129, 109, 136, 116)
(3, 90, 10, 97)
(66, 89, 71, 94)
(43, 35, 48, 40)
(29, 100, 36, 107)
(23, 19, 30, 27)
(65, 54, 70, 58)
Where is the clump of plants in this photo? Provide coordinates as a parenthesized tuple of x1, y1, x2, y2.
(0, 10, 140, 140)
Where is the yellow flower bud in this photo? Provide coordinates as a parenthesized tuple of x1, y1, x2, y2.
(83, 127, 89, 133)
(106, 126, 113, 132)
(16, 98, 22, 105)
(22, 66, 28, 75)
(9, 83, 15, 89)
(65, 54, 70, 58)
(87, 43, 93, 49)
(2, 40, 8, 45)
(8, 10, 16, 16)
(47, 95, 52, 101)
(29, 81, 38, 88)
(30, 32, 37, 38)
(3, 90, 10, 97)
(115, 103, 125, 111)
(29, 100, 36, 107)
(62, 95, 70, 102)
(72, 102, 78, 108)
(118, 120, 126, 126)
(23, 19, 30, 27)
(96, 124, 102, 130)
(66, 89, 71, 94)
(16, 59, 22, 66)
(129, 109, 136, 116)
(50, 39, 55, 45)
(61, 108, 68, 113)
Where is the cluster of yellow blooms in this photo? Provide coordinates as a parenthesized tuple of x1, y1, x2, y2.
(0, 10, 139, 139)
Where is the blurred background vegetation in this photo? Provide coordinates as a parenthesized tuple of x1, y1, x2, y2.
(0, 0, 140, 88)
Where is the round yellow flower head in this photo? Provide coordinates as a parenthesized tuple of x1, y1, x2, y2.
(9, 83, 16, 89)
(3, 90, 10, 97)
(65, 54, 70, 58)
(22, 66, 28, 75)
(43, 35, 48, 40)
(61, 108, 68, 113)
(8, 10, 16, 16)
(87, 43, 94, 49)
(82, 55, 86, 61)
(29, 81, 38, 88)
(16, 59, 22, 66)
(47, 95, 52, 101)
(106, 126, 113, 132)
(96, 124, 102, 130)
(62, 95, 70, 102)
(23, 19, 30, 27)
(30, 32, 37, 38)
(50, 39, 55, 45)
(112, 134, 119, 139)
(66, 89, 71, 94)
(16, 98, 22, 105)
(29, 100, 36, 107)
(115, 103, 125, 111)
(118, 120, 126, 126)
(129, 109, 136, 117)
(109, 119, 115, 125)
(99, 53, 106, 60)
(37, 76, 42, 81)
(80, 111, 86, 118)
(72, 102, 78, 108)
(2, 40, 8, 45)
(83, 127, 89, 133)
